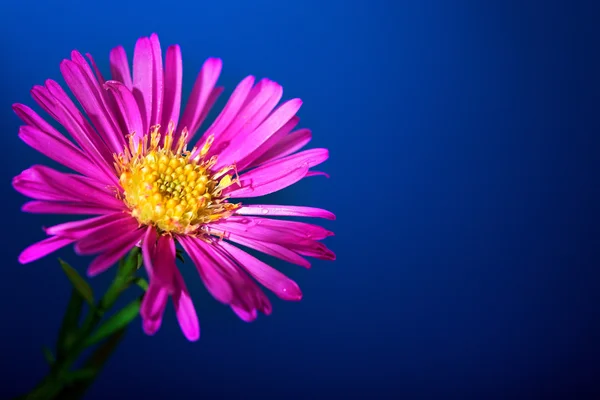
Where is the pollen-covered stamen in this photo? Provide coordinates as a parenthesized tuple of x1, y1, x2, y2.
(115, 123, 240, 235)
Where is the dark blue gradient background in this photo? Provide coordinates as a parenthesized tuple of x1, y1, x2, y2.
(1, 0, 599, 399)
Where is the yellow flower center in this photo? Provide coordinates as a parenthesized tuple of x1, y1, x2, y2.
(115, 124, 239, 235)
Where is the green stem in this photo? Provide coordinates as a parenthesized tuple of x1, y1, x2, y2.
(16, 248, 145, 400)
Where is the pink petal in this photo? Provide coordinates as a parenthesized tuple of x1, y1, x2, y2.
(22, 201, 118, 215)
(142, 228, 175, 291)
(87, 229, 144, 276)
(212, 79, 283, 159)
(305, 171, 330, 178)
(226, 164, 308, 198)
(18, 125, 100, 178)
(238, 116, 300, 171)
(161, 44, 183, 131)
(45, 212, 131, 238)
(177, 57, 222, 142)
(132, 36, 154, 133)
(219, 241, 302, 301)
(74, 217, 141, 255)
(194, 75, 255, 154)
(60, 57, 124, 154)
(19, 236, 74, 264)
(178, 236, 234, 304)
(288, 241, 336, 261)
(213, 215, 333, 242)
(104, 80, 144, 142)
(250, 128, 312, 167)
(13, 166, 123, 209)
(140, 280, 169, 334)
(148, 34, 164, 128)
(236, 204, 336, 220)
(215, 98, 302, 169)
(172, 268, 200, 341)
(109, 45, 133, 89)
(231, 305, 258, 322)
(206, 227, 310, 268)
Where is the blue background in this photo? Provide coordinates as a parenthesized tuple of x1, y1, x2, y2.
(1, 0, 599, 398)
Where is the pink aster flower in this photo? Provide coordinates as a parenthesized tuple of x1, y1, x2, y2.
(13, 33, 335, 341)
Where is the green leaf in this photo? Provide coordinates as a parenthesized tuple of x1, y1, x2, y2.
(84, 297, 141, 347)
(61, 368, 97, 385)
(56, 289, 84, 360)
(176, 249, 185, 263)
(133, 277, 148, 291)
(42, 346, 55, 365)
(57, 328, 127, 400)
(117, 247, 141, 279)
(59, 259, 94, 306)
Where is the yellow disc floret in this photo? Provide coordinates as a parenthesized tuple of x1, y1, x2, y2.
(115, 124, 240, 235)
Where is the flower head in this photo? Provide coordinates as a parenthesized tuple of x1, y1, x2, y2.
(13, 33, 335, 341)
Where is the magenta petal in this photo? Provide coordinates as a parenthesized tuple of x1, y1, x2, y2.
(143, 228, 175, 290)
(236, 204, 336, 220)
(251, 128, 312, 167)
(87, 229, 144, 276)
(161, 44, 183, 131)
(195, 75, 255, 153)
(22, 201, 118, 215)
(178, 236, 234, 304)
(46, 212, 131, 238)
(172, 268, 200, 341)
(60, 57, 124, 154)
(177, 57, 222, 142)
(140, 281, 169, 334)
(110, 45, 133, 89)
(231, 305, 258, 322)
(74, 217, 141, 255)
(227, 164, 308, 198)
(148, 34, 164, 128)
(19, 236, 74, 264)
(206, 227, 310, 268)
(132, 36, 154, 133)
(18, 125, 100, 178)
(220, 241, 302, 301)
(104, 80, 144, 141)
(214, 80, 283, 154)
(215, 98, 302, 169)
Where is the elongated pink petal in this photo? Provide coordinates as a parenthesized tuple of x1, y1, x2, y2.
(177, 57, 222, 142)
(206, 227, 310, 268)
(104, 80, 144, 142)
(109, 45, 133, 89)
(22, 201, 118, 215)
(161, 45, 183, 130)
(231, 305, 258, 322)
(238, 117, 300, 171)
(140, 280, 169, 335)
(305, 171, 330, 178)
(288, 240, 336, 260)
(215, 98, 302, 169)
(19, 236, 74, 264)
(213, 80, 282, 154)
(172, 269, 200, 341)
(236, 204, 336, 220)
(31, 82, 116, 183)
(148, 34, 163, 128)
(226, 216, 333, 240)
(45, 212, 130, 238)
(227, 164, 308, 198)
(249, 148, 329, 176)
(178, 236, 234, 304)
(132, 37, 154, 133)
(219, 241, 302, 301)
(195, 75, 255, 153)
(142, 228, 175, 290)
(87, 228, 144, 276)
(60, 57, 124, 154)
(13, 166, 123, 209)
(250, 128, 312, 167)
(74, 217, 141, 255)
(18, 125, 100, 178)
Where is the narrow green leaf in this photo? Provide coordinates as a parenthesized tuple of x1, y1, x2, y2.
(84, 298, 141, 347)
(42, 346, 55, 365)
(117, 247, 141, 279)
(134, 277, 148, 291)
(57, 328, 127, 400)
(59, 259, 94, 306)
(62, 368, 96, 384)
(56, 289, 84, 360)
